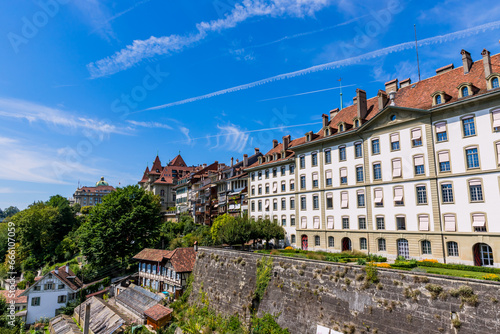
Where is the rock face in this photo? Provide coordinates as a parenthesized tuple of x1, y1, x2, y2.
(191, 247, 500, 334)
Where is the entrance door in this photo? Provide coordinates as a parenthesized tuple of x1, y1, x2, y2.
(301, 235, 308, 250)
(397, 239, 409, 259)
(342, 238, 352, 251)
(474, 243, 494, 266)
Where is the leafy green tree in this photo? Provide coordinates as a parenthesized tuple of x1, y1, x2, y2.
(255, 218, 285, 248)
(0, 207, 19, 219)
(77, 185, 162, 270)
(210, 214, 235, 244)
(81, 206, 93, 215)
(0, 224, 8, 263)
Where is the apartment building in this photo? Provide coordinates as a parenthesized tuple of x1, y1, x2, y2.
(248, 48, 500, 267)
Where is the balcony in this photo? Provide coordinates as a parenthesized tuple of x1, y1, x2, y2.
(138, 271, 181, 286)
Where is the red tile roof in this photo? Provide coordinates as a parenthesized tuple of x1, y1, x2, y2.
(0, 289, 27, 304)
(139, 166, 150, 183)
(133, 249, 172, 262)
(247, 137, 305, 169)
(168, 155, 187, 167)
(77, 185, 115, 193)
(150, 156, 163, 174)
(53, 266, 84, 291)
(144, 304, 173, 321)
(168, 248, 196, 273)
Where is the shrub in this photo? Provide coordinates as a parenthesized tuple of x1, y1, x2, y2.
(357, 258, 367, 265)
(482, 274, 500, 281)
(425, 284, 443, 300)
(416, 261, 500, 274)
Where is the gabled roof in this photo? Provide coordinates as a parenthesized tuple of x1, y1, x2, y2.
(150, 156, 163, 174)
(168, 154, 187, 167)
(139, 167, 150, 183)
(168, 248, 196, 273)
(247, 137, 306, 169)
(133, 248, 172, 262)
(21, 265, 84, 296)
(0, 289, 27, 304)
(74, 297, 126, 334)
(144, 304, 173, 321)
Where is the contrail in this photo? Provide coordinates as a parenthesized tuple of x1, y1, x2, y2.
(258, 84, 356, 102)
(90, 0, 152, 35)
(142, 20, 500, 111)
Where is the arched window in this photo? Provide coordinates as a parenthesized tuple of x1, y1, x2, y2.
(397, 239, 409, 259)
(421, 240, 432, 255)
(328, 236, 334, 247)
(493, 77, 500, 89)
(435, 95, 442, 104)
(314, 235, 321, 246)
(160, 190, 165, 196)
(339, 123, 344, 132)
(461, 86, 469, 97)
(354, 119, 360, 127)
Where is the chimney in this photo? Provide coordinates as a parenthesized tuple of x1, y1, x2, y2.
(55, 267, 58, 275)
(482, 49, 492, 78)
(329, 108, 339, 120)
(385, 79, 398, 93)
(399, 78, 411, 88)
(254, 148, 260, 155)
(272, 139, 278, 148)
(243, 154, 248, 167)
(352, 96, 357, 105)
(436, 64, 454, 75)
(377, 90, 388, 111)
(356, 89, 367, 120)
(231, 157, 234, 167)
(66, 263, 69, 273)
(282, 135, 290, 151)
(461, 49, 473, 74)
(322, 114, 329, 128)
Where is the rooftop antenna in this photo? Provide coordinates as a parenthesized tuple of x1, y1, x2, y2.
(338, 78, 343, 110)
(414, 24, 421, 82)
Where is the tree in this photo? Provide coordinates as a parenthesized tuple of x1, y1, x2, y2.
(46, 195, 79, 258)
(77, 185, 162, 270)
(210, 214, 235, 244)
(255, 218, 285, 249)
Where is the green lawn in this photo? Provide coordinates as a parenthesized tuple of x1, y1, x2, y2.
(418, 266, 491, 279)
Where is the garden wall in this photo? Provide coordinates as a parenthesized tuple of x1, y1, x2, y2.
(190, 247, 500, 334)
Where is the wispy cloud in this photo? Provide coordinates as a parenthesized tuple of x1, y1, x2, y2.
(179, 126, 192, 145)
(87, 0, 333, 78)
(127, 120, 173, 130)
(143, 20, 500, 110)
(0, 97, 126, 136)
(208, 124, 250, 153)
(258, 84, 356, 102)
(72, 0, 116, 41)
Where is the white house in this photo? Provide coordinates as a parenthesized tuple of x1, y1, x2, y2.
(20, 264, 83, 324)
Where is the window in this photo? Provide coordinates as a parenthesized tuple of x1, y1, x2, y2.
(438, 151, 450, 172)
(281, 182, 286, 192)
(396, 216, 406, 230)
(341, 192, 348, 209)
(447, 241, 459, 257)
(328, 237, 334, 248)
(358, 217, 366, 230)
(251, 173, 255, 181)
(374, 188, 383, 207)
(273, 199, 278, 211)
(265, 199, 270, 211)
(355, 142, 363, 158)
(265, 170, 269, 178)
(273, 168, 277, 177)
(251, 201, 255, 211)
(390, 133, 400, 151)
(312, 173, 319, 188)
(300, 196, 306, 210)
(373, 163, 382, 180)
(258, 185, 262, 195)
(326, 193, 333, 209)
(34, 286, 41, 291)
(342, 217, 349, 229)
(265, 184, 270, 194)
(46, 283, 53, 290)
(435, 94, 442, 104)
(360, 238, 367, 250)
(340, 168, 347, 185)
(57, 295, 67, 303)
(325, 149, 332, 164)
(339, 123, 344, 132)
(251, 187, 255, 196)
(492, 77, 500, 89)
(469, 179, 483, 202)
(300, 175, 306, 189)
(58, 284, 64, 289)
(357, 190, 365, 208)
(356, 166, 364, 182)
(492, 110, 500, 131)
(313, 217, 320, 229)
(435, 122, 447, 142)
(313, 195, 319, 209)
(273, 182, 278, 193)
(281, 198, 286, 210)
(290, 164, 295, 174)
(291, 235, 296, 243)
(378, 238, 386, 251)
(339, 146, 346, 161)
(290, 198, 295, 209)
(441, 183, 454, 203)
(325, 170, 332, 186)
(472, 213, 487, 232)
(258, 201, 262, 211)
(314, 236, 320, 246)
(327, 216, 334, 229)
(414, 155, 425, 175)
(376, 216, 385, 230)
(444, 214, 456, 232)
(421, 240, 432, 255)
(32, 297, 41, 306)
(465, 147, 479, 169)
(281, 166, 286, 176)
(371, 139, 380, 154)
(281, 216, 286, 226)
(394, 186, 404, 206)
(299, 156, 305, 169)
(416, 185, 427, 204)
(411, 128, 422, 146)
(290, 179, 295, 191)
(312, 152, 318, 166)
(461, 86, 469, 97)
(462, 116, 476, 137)
(392, 159, 402, 178)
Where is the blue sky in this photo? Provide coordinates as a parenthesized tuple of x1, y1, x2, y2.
(1, 0, 500, 209)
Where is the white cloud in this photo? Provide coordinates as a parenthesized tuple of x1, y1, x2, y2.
(127, 120, 173, 130)
(0, 97, 126, 136)
(143, 20, 500, 110)
(179, 126, 192, 145)
(87, 0, 332, 78)
(209, 124, 250, 153)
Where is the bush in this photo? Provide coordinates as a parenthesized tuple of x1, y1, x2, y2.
(416, 261, 500, 274)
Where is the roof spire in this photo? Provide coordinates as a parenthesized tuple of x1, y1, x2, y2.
(338, 78, 343, 110)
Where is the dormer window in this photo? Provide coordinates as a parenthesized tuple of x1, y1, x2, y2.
(354, 119, 360, 127)
(431, 91, 446, 106)
(273, 153, 277, 160)
(435, 95, 442, 105)
(324, 128, 330, 136)
(306, 134, 311, 142)
(461, 86, 469, 97)
(338, 123, 344, 132)
(457, 83, 475, 98)
(492, 77, 499, 89)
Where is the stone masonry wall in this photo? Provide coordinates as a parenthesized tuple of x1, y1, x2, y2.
(190, 247, 500, 334)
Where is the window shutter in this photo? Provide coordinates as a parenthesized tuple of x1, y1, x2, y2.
(419, 215, 429, 231)
(392, 159, 401, 177)
(414, 155, 424, 166)
(444, 215, 456, 232)
(340, 168, 347, 178)
(326, 192, 333, 199)
(273, 183, 277, 193)
(374, 189, 383, 203)
(313, 173, 318, 181)
(313, 217, 320, 229)
(327, 216, 334, 229)
(411, 128, 422, 140)
(301, 217, 307, 228)
(438, 151, 449, 162)
(394, 187, 404, 201)
(469, 179, 481, 186)
(265, 200, 270, 209)
(390, 133, 399, 143)
(496, 142, 500, 162)
(341, 192, 348, 208)
(435, 122, 446, 133)
(472, 214, 486, 227)
(493, 111, 500, 127)
(325, 170, 332, 179)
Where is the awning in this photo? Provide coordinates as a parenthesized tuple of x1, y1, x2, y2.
(444, 215, 456, 232)
(472, 214, 486, 227)
(228, 190, 242, 196)
(419, 215, 429, 231)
